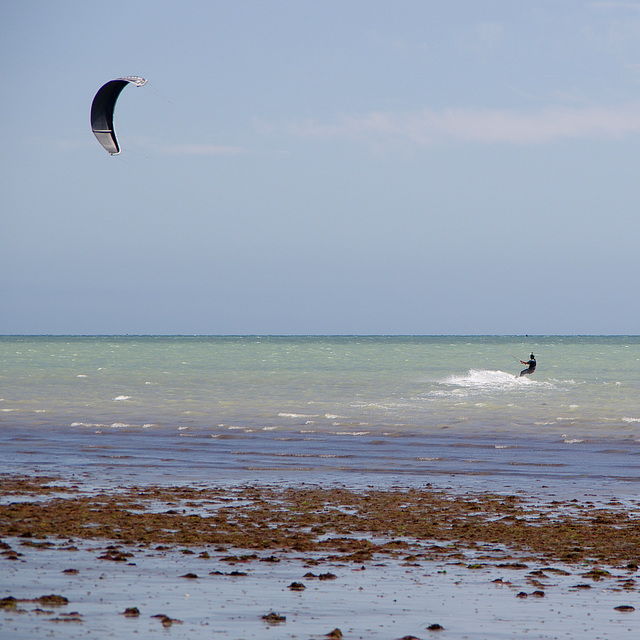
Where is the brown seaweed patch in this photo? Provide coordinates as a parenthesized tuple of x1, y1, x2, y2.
(48, 611, 82, 623)
(1, 594, 69, 608)
(582, 568, 612, 581)
(36, 595, 69, 606)
(151, 613, 183, 626)
(0, 474, 70, 496)
(1, 477, 639, 569)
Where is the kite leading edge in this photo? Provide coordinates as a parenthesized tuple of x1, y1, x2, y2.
(90, 76, 147, 155)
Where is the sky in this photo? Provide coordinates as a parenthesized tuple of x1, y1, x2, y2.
(2, 0, 640, 335)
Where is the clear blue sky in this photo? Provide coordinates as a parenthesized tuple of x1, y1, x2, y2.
(2, 1, 639, 335)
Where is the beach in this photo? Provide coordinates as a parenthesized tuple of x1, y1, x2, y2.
(1, 335, 640, 637)
(1, 473, 640, 639)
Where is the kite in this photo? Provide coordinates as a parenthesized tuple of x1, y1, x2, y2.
(90, 76, 147, 155)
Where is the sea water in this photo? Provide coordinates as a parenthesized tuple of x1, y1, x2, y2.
(1, 335, 639, 494)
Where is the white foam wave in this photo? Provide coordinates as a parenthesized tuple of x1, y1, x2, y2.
(113, 395, 131, 401)
(443, 369, 520, 388)
(72, 421, 135, 428)
(278, 412, 317, 419)
(441, 369, 554, 392)
(623, 417, 640, 423)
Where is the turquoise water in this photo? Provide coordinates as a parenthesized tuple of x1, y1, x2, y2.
(1, 336, 639, 491)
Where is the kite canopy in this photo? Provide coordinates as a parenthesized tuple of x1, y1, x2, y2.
(90, 76, 147, 155)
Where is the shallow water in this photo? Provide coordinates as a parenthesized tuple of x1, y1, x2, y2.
(1, 335, 639, 493)
(2, 535, 639, 640)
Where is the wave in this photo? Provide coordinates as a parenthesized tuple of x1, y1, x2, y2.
(442, 369, 528, 389)
(71, 422, 143, 429)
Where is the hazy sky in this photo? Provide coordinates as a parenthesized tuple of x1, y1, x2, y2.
(2, 1, 640, 335)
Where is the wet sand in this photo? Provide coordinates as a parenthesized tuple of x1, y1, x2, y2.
(1, 474, 639, 638)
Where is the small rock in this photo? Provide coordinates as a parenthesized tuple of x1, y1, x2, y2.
(614, 605, 635, 612)
(318, 572, 337, 580)
(262, 611, 286, 624)
(261, 555, 281, 563)
(98, 550, 133, 562)
(62, 569, 79, 575)
(427, 623, 444, 630)
(326, 629, 343, 639)
(123, 607, 140, 617)
(516, 591, 528, 598)
(531, 590, 545, 598)
(180, 573, 198, 579)
(0, 596, 18, 610)
(288, 581, 306, 591)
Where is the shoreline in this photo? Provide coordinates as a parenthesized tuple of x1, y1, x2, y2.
(1, 474, 639, 638)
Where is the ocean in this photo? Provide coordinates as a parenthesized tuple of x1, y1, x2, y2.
(1, 335, 639, 495)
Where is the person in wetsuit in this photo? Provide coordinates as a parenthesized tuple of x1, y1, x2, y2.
(519, 353, 536, 377)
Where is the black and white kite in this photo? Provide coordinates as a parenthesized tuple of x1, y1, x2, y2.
(90, 76, 147, 155)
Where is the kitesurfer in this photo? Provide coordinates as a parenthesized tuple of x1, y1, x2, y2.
(519, 353, 536, 377)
